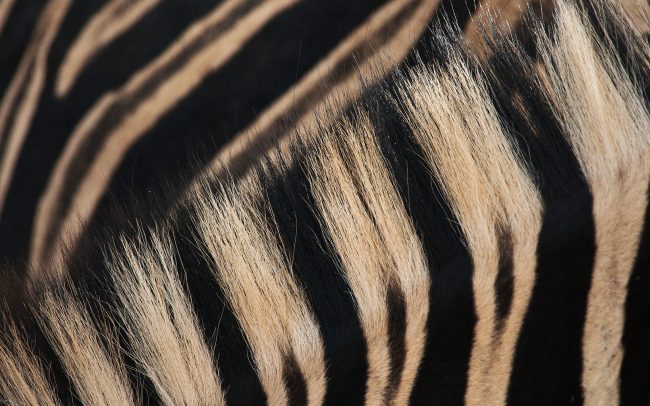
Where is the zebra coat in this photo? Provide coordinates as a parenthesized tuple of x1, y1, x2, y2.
(1, 0, 650, 404)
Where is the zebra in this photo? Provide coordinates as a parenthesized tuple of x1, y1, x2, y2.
(1, 0, 650, 404)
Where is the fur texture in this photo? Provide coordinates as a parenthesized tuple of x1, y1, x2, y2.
(1, 0, 649, 404)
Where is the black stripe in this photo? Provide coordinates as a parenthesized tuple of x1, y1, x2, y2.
(494, 224, 514, 335)
(283, 352, 308, 406)
(172, 206, 268, 405)
(368, 81, 476, 405)
(261, 157, 369, 406)
(512, 191, 594, 405)
(484, 27, 597, 405)
(386, 279, 407, 403)
(621, 177, 650, 406)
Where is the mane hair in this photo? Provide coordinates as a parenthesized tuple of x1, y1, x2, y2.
(1, 0, 649, 404)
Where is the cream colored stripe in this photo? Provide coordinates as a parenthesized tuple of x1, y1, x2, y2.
(55, 0, 160, 97)
(0, 0, 70, 218)
(307, 125, 389, 405)
(0, 322, 59, 406)
(399, 54, 542, 405)
(536, 2, 650, 404)
(108, 232, 226, 405)
(30, 0, 297, 273)
(36, 289, 135, 406)
(195, 176, 327, 406)
(0, 0, 16, 34)
(338, 114, 430, 405)
(307, 112, 430, 405)
(199, 0, 439, 185)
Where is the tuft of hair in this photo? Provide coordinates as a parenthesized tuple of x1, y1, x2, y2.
(105, 231, 226, 405)
(0, 320, 59, 406)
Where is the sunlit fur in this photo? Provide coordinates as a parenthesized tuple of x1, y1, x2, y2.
(106, 232, 226, 405)
(534, 4, 649, 405)
(306, 112, 430, 404)
(1, 0, 649, 404)
(399, 49, 543, 405)
(35, 287, 134, 405)
(0, 321, 58, 406)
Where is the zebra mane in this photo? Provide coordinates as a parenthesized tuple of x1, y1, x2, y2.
(1, 0, 649, 404)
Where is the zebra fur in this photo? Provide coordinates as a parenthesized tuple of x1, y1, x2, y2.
(1, 0, 650, 404)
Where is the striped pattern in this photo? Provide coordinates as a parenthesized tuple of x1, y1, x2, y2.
(0, 0, 541, 280)
(306, 112, 430, 404)
(540, 4, 649, 404)
(399, 51, 543, 405)
(1, 0, 649, 404)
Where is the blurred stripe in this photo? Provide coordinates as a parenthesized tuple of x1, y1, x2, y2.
(0, 0, 15, 34)
(0, 0, 70, 219)
(55, 0, 160, 97)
